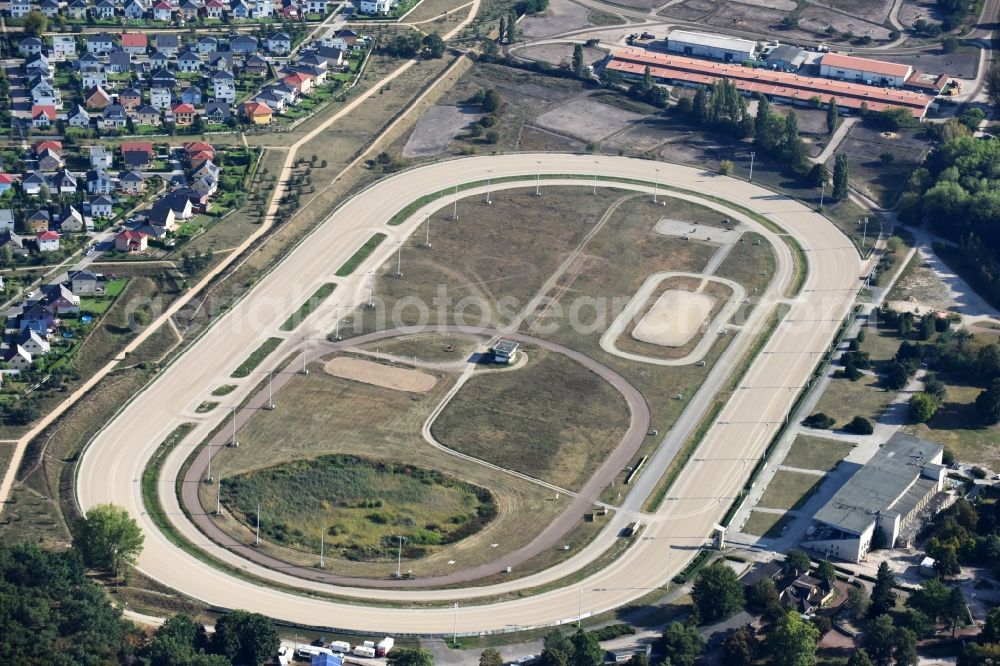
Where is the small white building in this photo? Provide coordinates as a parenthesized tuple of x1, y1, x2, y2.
(665, 30, 756, 64)
(358, 0, 391, 14)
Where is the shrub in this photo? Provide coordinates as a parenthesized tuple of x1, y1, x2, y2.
(803, 413, 836, 429)
(844, 416, 874, 435)
(719, 159, 734, 175)
(972, 466, 988, 480)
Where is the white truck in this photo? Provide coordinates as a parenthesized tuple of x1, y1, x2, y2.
(353, 644, 376, 658)
(376, 637, 395, 657)
(296, 645, 334, 659)
(328, 640, 351, 654)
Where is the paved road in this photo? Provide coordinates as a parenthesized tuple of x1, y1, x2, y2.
(76, 154, 861, 634)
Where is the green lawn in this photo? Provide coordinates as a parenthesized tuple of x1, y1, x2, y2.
(782, 435, 853, 472)
(742, 510, 794, 538)
(280, 283, 336, 331)
(231, 337, 283, 378)
(758, 470, 825, 511)
(334, 233, 387, 277)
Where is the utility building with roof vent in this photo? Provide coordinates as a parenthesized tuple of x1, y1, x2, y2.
(492, 340, 519, 364)
(666, 30, 756, 64)
(803, 433, 946, 563)
(819, 53, 913, 88)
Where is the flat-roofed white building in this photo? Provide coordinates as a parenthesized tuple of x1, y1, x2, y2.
(666, 30, 756, 64)
(819, 53, 913, 88)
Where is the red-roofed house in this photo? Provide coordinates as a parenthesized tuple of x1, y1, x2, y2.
(242, 101, 273, 124)
(171, 103, 197, 125)
(33, 140, 62, 154)
(119, 32, 148, 54)
(31, 105, 57, 127)
(153, 0, 173, 20)
(0, 173, 15, 194)
(37, 230, 60, 252)
(120, 141, 155, 156)
(115, 229, 148, 253)
(283, 72, 313, 94)
(183, 141, 215, 156)
(189, 150, 214, 167)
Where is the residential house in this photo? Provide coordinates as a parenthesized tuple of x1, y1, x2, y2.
(119, 88, 143, 110)
(107, 51, 133, 74)
(59, 206, 85, 233)
(359, 0, 390, 14)
(171, 103, 197, 125)
(307, 0, 328, 13)
(99, 104, 129, 129)
(124, 0, 147, 19)
(778, 575, 834, 615)
(242, 100, 273, 124)
(149, 50, 171, 69)
(67, 105, 91, 128)
(297, 53, 331, 71)
(26, 210, 51, 234)
(0, 210, 14, 232)
(179, 0, 200, 19)
(85, 85, 112, 110)
(119, 170, 145, 194)
(119, 32, 148, 55)
(0, 231, 28, 257)
(283, 72, 313, 95)
(5, 346, 33, 372)
(82, 71, 109, 89)
(266, 32, 292, 54)
(205, 0, 224, 17)
(279, 3, 299, 19)
(191, 159, 220, 182)
(34, 138, 62, 154)
(210, 70, 236, 103)
(0, 177, 13, 196)
(90, 195, 115, 219)
(155, 33, 180, 55)
(17, 37, 44, 58)
(151, 87, 172, 110)
(90, 146, 113, 169)
(122, 150, 151, 170)
(177, 50, 203, 72)
(19, 304, 56, 335)
(50, 170, 77, 195)
(94, 0, 117, 19)
(253, 90, 285, 113)
(134, 104, 162, 126)
(158, 192, 194, 219)
(22, 172, 48, 196)
(9, 0, 32, 18)
(67, 0, 89, 19)
(36, 148, 63, 172)
(197, 36, 219, 53)
(230, 0, 250, 18)
(44, 284, 79, 314)
(153, 0, 173, 20)
(147, 203, 177, 231)
(30, 78, 60, 106)
(115, 229, 148, 253)
(251, 0, 273, 18)
(185, 140, 215, 160)
(39, 0, 61, 17)
(76, 53, 103, 72)
(181, 86, 203, 106)
(204, 102, 231, 123)
(87, 33, 117, 55)
(293, 64, 327, 84)
(150, 68, 177, 89)
(121, 141, 155, 156)
(326, 29, 361, 51)
(230, 34, 259, 54)
(70, 271, 106, 295)
(87, 170, 116, 195)
(31, 106, 57, 128)
(209, 51, 235, 71)
(243, 53, 269, 75)
(18, 330, 50, 356)
(37, 230, 61, 253)
(23, 53, 52, 78)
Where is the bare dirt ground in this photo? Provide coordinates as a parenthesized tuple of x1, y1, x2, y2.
(519, 125, 588, 152)
(797, 6, 892, 40)
(324, 356, 438, 392)
(811, 0, 896, 24)
(514, 44, 607, 68)
(657, 0, 716, 20)
(402, 104, 482, 158)
(654, 218, 743, 241)
(706, 3, 795, 37)
(827, 124, 929, 207)
(521, 0, 593, 38)
(533, 96, 642, 143)
(897, 0, 943, 29)
(869, 47, 980, 80)
(732, 0, 795, 11)
(633, 290, 716, 347)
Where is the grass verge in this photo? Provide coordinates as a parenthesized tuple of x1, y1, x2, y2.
(334, 233, 387, 277)
(231, 337, 283, 378)
(280, 283, 337, 331)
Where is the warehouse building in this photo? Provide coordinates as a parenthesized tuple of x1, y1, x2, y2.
(803, 433, 946, 563)
(819, 52, 913, 88)
(607, 49, 933, 119)
(765, 45, 807, 72)
(666, 30, 756, 64)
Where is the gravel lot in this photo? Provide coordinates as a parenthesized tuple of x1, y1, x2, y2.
(521, 0, 592, 38)
(811, 0, 895, 24)
(870, 46, 980, 80)
(402, 104, 481, 158)
(514, 44, 607, 68)
(534, 96, 642, 142)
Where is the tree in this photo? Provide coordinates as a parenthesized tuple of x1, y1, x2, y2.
(910, 392, 940, 423)
(211, 610, 279, 666)
(627, 654, 648, 666)
(845, 416, 874, 435)
(848, 649, 875, 666)
(983, 606, 1000, 643)
(76, 503, 144, 580)
(832, 153, 849, 200)
(540, 630, 573, 666)
(870, 562, 898, 617)
(744, 577, 783, 621)
(482, 89, 502, 113)
(975, 379, 1000, 424)
(816, 559, 836, 586)
(803, 412, 836, 429)
(719, 159, 734, 175)
(505, 11, 517, 43)
(893, 628, 918, 666)
(960, 642, 1000, 666)
(978, 344, 1000, 378)
(692, 561, 745, 622)
(568, 629, 601, 666)
(480, 648, 503, 666)
(783, 549, 811, 576)
(783, 111, 805, 166)
(387, 647, 435, 666)
(572, 43, 585, 77)
(826, 99, 840, 133)
(422, 33, 445, 58)
(945, 586, 968, 635)
(767, 611, 819, 666)
(844, 585, 870, 621)
(722, 625, 756, 666)
(23, 11, 48, 36)
(987, 63, 1000, 109)
(659, 621, 704, 666)
(865, 614, 897, 666)
(885, 361, 911, 390)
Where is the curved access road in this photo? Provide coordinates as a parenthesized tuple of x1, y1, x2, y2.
(178, 325, 652, 588)
(76, 154, 862, 634)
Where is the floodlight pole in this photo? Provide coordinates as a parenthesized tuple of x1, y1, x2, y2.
(230, 407, 238, 447)
(367, 271, 374, 308)
(453, 603, 458, 644)
(395, 241, 403, 278)
(592, 160, 598, 195)
(255, 503, 261, 545)
(452, 183, 458, 220)
(300, 337, 309, 375)
(265, 369, 275, 410)
(819, 181, 825, 209)
(486, 170, 492, 205)
(578, 586, 583, 627)
(535, 160, 541, 196)
(206, 438, 213, 483)
(861, 216, 869, 248)
(215, 480, 221, 515)
(424, 216, 431, 248)
(396, 535, 404, 577)
(320, 532, 325, 567)
(334, 303, 342, 340)
(654, 168, 659, 204)
(748, 151, 756, 182)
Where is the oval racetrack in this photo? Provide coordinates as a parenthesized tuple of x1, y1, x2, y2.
(76, 154, 862, 634)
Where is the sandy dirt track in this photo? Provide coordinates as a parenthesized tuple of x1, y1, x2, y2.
(632, 290, 714, 347)
(324, 357, 437, 392)
(75, 155, 862, 634)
